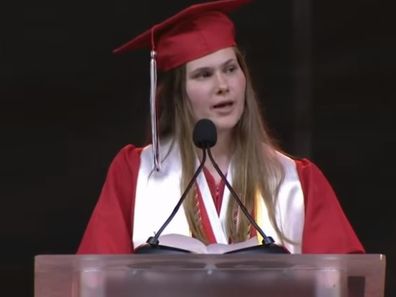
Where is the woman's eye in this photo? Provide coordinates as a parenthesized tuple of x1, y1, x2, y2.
(225, 64, 237, 73)
(194, 70, 212, 79)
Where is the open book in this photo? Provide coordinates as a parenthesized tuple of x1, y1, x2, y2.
(156, 234, 260, 254)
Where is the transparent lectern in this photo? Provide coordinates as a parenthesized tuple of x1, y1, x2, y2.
(35, 254, 385, 297)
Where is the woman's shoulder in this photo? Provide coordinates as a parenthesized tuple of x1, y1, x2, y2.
(117, 144, 144, 157)
(275, 152, 330, 187)
(293, 157, 328, 181)
(294, 157, 319, 170)
(107, 144, 145, 173)
(280, 155, 333, 193)
(275, 152, 323, 176)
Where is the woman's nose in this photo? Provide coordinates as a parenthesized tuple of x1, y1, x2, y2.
(215, 72, 229, 94)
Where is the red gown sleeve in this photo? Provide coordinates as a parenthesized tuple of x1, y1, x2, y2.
(296, 159, 365, 253)
(77, 145, 141, 254)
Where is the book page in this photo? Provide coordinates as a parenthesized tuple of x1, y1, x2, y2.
(158, 234, 260, 254)
(205, 236, 259, 254)
(158, 234, 208, 254)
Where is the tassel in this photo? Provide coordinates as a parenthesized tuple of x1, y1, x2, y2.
(150, 49, 160, 171)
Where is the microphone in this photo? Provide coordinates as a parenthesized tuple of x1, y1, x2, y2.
(134, 119, 215, 254)
(204, 120, 290, 254)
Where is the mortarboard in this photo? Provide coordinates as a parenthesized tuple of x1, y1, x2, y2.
(113, 0, 252, 171)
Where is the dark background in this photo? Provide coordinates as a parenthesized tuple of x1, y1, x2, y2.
(1, 0, 395, 296)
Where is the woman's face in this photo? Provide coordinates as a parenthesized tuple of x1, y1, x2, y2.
(185, 47, 246, 134)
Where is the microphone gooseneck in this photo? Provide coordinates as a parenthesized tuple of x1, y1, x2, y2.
(135, 119, 215, 254)
(206, 149, 275, 245)
(135, 118, 289, 254)
(204, 119, 290, 254)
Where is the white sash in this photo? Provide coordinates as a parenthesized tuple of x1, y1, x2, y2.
(254, 152, 305, 253)
(133, 142, 304, 253)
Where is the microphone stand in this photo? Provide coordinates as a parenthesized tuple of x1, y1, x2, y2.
(134, 118, 289, 254)
(207, 148, 290, 254)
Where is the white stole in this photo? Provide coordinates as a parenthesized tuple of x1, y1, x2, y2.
(133, 142, 304, 253)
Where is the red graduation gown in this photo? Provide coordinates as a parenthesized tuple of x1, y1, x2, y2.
(77, 145, 364, 254)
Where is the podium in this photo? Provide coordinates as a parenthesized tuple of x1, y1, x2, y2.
(35, 254, 385, 297)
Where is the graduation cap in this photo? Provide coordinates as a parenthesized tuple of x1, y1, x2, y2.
(113, 0, 252, 171)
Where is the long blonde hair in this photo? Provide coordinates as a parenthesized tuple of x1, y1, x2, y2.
(156, 48, 286, 243)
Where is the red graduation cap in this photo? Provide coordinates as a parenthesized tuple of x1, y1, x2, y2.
(113, 0, 252, 70)
(113, 0, 252, 170)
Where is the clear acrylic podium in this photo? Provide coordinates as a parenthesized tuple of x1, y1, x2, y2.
(35, 254, 385, 297)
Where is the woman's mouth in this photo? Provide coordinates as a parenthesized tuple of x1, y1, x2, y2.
(211, 100, 235, 115)
(213, 101, 234, 109)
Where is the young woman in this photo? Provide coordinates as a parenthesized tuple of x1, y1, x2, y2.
(78, 0, 364, 254)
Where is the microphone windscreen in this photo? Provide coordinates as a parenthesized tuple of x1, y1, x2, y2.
(193, 119, 217, 149)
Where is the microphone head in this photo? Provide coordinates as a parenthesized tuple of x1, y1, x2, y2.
(193, 119, 217, 149)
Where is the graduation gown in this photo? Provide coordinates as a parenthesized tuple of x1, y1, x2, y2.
(77, 144, 364, 254)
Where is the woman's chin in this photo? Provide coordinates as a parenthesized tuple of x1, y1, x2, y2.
(212, 119, 239, 134)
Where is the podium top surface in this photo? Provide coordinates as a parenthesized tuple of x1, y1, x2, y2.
(35, 253, 385, 272)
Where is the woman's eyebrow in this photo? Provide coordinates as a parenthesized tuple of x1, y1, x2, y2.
(222, 58, 237, 66)
(188, 66, 212, 76)
(189, 58, 237, 73)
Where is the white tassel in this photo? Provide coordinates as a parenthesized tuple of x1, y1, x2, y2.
(150, 50, 160, 171)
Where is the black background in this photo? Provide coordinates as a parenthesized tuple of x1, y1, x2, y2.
(1, 0, 395, 296)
